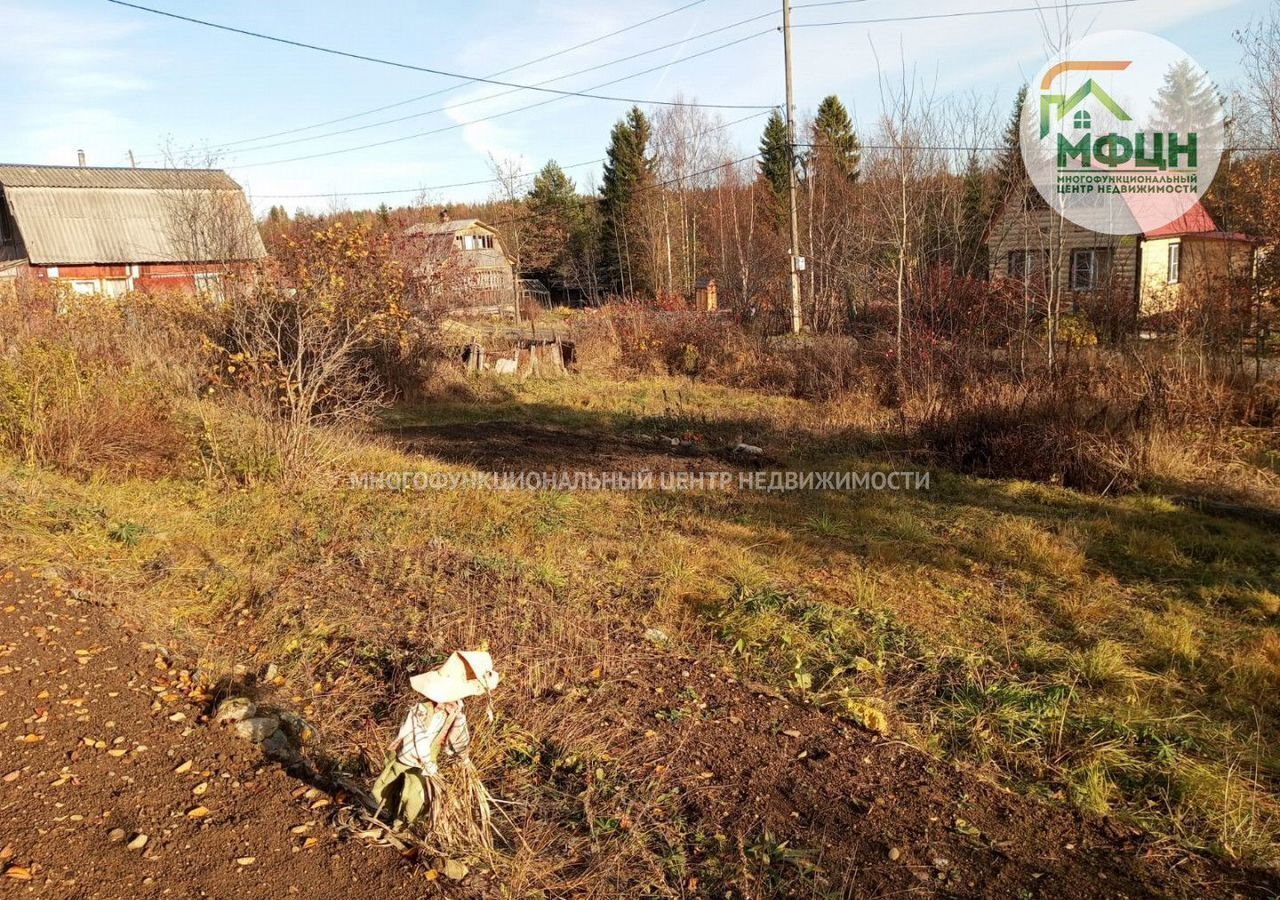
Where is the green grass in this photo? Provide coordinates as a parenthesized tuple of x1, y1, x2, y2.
(2, 372, 1279, 875)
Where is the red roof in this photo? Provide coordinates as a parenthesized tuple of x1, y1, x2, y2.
(1143, 201, 1219, 238)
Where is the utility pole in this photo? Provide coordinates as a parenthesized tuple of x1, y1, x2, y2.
(782, 0, 803, 334)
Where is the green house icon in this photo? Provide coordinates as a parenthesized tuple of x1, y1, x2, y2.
(1041, 79, 1130, 137)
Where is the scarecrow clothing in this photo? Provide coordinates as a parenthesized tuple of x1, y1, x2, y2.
(371, 700, 471, 826)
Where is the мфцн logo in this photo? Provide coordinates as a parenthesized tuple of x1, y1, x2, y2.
(1021, 33, 1224, 235)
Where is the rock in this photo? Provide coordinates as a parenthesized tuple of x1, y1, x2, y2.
(435, 857, 469, 881)
(213, 697, 256, 725)
(493, 358, 517, 375)
(643, 627, 670, 646)
(107, 828, 126, 843)
(234, 717, 279, 743)
(126, 834, 148, 851)
(236, 856, 256, 866)
(263, 663, 278, 683)
(888, 847, 901, 861)
(261, 728, 297, 762)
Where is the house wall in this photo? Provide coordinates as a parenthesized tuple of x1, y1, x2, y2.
(987, 203, 1141, 338)
(28, 261, 243, 297)
(1139, 236, 1254, 317)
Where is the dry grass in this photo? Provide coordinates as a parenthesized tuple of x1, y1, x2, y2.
(1, 296, 1279, 885)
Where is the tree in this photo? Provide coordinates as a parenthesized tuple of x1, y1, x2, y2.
(600, 106, 655, 294)
(958, 151, 989, 277)
(525, 160, 587, 284)
(757, 109, 792, 211)
(812, 96, 861, 181)
(1151, 59, 1221, 133)
(993, 86, 1030, 207)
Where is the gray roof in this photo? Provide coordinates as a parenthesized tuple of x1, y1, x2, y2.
(0, 165, 266, 265)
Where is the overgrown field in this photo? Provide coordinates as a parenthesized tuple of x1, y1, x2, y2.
(3, 369, 1279, 889)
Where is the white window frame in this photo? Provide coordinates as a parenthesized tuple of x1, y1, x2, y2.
(1070, 248, 1102, 292)
(70, 279, 99, 296)
(193, 272, 224, 301)
(1167, 242, 1181, 284)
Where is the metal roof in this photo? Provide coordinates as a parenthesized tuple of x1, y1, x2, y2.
(0, 165, 265, 265)
(0, 165, 243, 191)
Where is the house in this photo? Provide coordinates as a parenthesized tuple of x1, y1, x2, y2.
(405, 214, 517, 317)
(0, 164, 265, 296)
(987, 198, 1257, 330)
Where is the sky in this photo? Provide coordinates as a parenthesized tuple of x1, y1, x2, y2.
(0, 0, 1272, 213)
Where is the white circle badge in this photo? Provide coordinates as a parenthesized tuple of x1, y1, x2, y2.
(1020, 30, 1225, 235)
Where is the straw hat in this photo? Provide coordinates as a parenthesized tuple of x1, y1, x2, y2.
(410, 651, 500, 703)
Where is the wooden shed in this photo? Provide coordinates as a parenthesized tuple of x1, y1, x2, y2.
(694, 277, 718, 312)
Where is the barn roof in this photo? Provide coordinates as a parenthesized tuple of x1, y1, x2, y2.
(0, 164, 266, 265)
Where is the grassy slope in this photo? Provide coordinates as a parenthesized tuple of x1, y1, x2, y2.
(1, 374, 1277, 885)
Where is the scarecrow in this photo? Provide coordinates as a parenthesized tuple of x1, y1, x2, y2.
(372, 651, 500, 840)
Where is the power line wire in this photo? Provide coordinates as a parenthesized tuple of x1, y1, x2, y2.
(792, 0, 1138, 27)
(253, 110, 771, 200)
(230, 30, 778, 170)
(142, 0, 724, 158)
(105, 0, 772, 110)
(191, 14, 784, 158)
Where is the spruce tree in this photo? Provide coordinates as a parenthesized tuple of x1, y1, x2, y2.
(600, 106, 654, 293)
(1151, 59, 1221, 133)
(526, 160, 585, 276)
(758, 109, 792, 203)
(959, 151, 989, 277)
(812, 95, 861, 181)
(994, 85, 1035, 208)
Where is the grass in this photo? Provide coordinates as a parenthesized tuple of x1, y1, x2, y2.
(2, 371, 1279, 883)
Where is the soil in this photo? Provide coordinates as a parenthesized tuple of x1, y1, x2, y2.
(394, 421, 773, 473)
(2, 563, 1277, 898)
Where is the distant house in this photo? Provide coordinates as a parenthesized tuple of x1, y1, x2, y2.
(987, 199, 1257, 329)
(0, 164, 265, 296)
(405, 214, 517, 317)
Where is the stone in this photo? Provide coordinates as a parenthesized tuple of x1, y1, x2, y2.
(435, 857, 469, 881)
(643, 627, 670, 646)
(261, 729, 297, 762)
(213, 697, 256, 725)
(234, 716, 279, 743)
(107, 828, 126, 843)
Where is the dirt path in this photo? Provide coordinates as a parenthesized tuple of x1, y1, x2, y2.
(1, 563, 1275, 898)
(0, 566, 429, 899)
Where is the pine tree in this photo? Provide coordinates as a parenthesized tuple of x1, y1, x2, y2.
(758, 109, 792, 203)
(526, 160, 585, 277)
(600, 106, 655, 293)
(1151, 59, 1221, 133)
(812, 95, 861, 181)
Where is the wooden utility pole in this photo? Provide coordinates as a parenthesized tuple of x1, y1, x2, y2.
(782, 0, 803, 334)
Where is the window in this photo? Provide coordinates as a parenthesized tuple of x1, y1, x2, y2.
(1070, 248, 1110, 292)
(70, 280, 99, 296)
(1008, 249, 1046, 280)
(101, 279, 129, 298)
(1167, 242, 1181, 284)
(193, 272, 224, 302)
(1073, 110, 1092, 129)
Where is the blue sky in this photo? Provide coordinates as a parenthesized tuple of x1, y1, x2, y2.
(0, 0, 1270, 213)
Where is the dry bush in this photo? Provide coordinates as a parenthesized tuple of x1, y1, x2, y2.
(606, 302, 753, 381)
(0, 280, 202, 477)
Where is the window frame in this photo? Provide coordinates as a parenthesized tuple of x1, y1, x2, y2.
(1167, 242, 1181, 285)
(1070, 248, 1103, 292)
